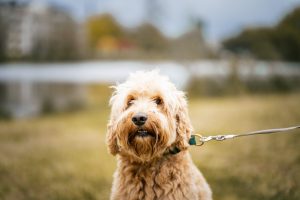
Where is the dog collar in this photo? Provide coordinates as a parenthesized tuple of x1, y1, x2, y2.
(168, 147, 181, 154)
(164, 146, 181, 156)
(164, 136, 200, 156)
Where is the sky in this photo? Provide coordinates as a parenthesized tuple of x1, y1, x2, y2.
(45, 0, 300, 43)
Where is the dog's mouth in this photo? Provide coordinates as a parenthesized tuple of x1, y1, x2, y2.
(131, 129, 156, 138)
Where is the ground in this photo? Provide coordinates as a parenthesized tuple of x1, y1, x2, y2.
(0, 91, 299, 200)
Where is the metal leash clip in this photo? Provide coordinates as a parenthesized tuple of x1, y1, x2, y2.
(189, 134, 234, 146)
(189, 134, 205, 146)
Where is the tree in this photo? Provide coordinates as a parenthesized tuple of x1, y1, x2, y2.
(273, 7, 300, 61)
(86, 14, 123, 50)
(223, 7, 300, 61)
(223, 28, 280, 60)
(0, 16, 7, 62)
(130, 23, 168, 51)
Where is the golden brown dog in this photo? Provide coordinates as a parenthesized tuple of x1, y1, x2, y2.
(106, 70, 212, 200)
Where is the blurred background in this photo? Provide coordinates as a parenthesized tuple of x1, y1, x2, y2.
(0, 0, 300, 199)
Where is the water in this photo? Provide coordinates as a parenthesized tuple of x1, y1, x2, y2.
(0, 60, 299, 89)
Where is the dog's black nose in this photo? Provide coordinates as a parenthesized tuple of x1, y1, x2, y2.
(132, 113, 148, 126)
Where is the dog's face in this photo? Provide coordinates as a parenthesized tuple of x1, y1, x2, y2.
(106, 71, 192, 162)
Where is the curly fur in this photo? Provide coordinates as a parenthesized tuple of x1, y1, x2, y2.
(106, 70, 212, 200)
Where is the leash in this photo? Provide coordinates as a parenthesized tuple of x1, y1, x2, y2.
(189, 125, 300, 146)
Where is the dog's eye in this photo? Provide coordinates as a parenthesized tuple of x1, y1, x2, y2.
(154, 97, 162, 105)
(127, 98, 135, 107)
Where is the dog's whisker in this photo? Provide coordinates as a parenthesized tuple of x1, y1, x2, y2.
(149, 123, 159, 150)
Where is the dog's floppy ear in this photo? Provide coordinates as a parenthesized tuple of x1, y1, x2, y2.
(106, 86, 120, 156)
(106, 120, 119, 155)
(174, 91, 193, 151)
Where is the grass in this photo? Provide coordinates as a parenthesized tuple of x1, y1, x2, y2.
(0, 91, 300, 200)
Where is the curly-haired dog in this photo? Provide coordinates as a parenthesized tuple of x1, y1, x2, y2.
(106, 70, 212, 200)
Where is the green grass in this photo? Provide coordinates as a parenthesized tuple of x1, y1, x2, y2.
(0, 93, 300, 200)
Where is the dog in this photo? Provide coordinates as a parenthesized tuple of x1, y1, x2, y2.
(106, 70, 212, 200)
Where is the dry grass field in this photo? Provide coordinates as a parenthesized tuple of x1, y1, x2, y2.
(0, 90, 300, 200)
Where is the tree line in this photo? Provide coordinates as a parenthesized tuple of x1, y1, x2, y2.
(223, 7, 300, 62)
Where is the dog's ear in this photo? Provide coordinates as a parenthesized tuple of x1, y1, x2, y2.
(106, 86, 120, 156)
(174, 91, 193, 151)
(106, 120, 119, 156)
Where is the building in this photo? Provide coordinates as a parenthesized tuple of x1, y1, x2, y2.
(0, 0, 80, 60)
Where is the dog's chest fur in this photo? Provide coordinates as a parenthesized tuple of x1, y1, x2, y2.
(110, 152, 204, 200)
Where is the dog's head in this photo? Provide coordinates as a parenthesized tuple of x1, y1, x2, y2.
(106, 70, 192, 162)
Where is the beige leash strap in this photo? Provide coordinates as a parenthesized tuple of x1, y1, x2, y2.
(189, 125, 300, 146)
